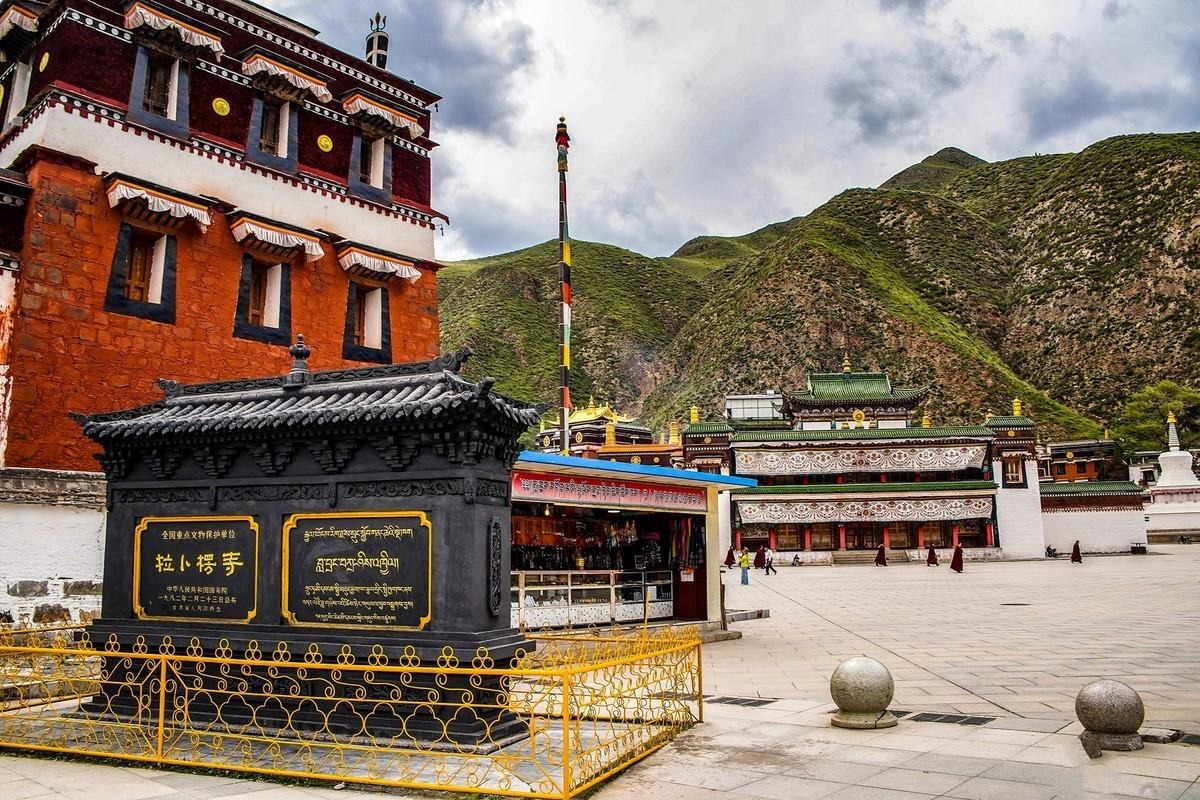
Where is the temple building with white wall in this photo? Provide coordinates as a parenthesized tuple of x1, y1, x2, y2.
(684, 362, 1147, 562)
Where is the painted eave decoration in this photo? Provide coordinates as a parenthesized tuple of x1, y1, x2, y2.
(229, 212, 325, 262)
(335, 242, 422, 282)
(0, 4, 38, 40)
(241, 51, 332, 103)
(123, 1, 224, 57)
(341, 91, 425, 139)
(105, 174, 212, 229)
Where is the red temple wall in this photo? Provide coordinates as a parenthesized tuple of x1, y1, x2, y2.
(3, 157, 440, 472)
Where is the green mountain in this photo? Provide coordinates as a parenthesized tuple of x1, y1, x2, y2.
(440, 132, 1200, 440)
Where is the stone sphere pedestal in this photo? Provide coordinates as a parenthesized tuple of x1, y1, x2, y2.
(1076, 679, 1145, 758)
(830, 656, 898, 729)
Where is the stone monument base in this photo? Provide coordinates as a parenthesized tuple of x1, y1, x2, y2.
(831, 710, 898, 729)
(1079, 730, 1144, 759)
(83, 620, 532, 747)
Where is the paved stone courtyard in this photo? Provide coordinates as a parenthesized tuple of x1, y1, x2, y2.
(2, 546, 1198, 799)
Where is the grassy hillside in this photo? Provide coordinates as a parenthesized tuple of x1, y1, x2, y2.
(880, 147, 987, 192)
(437, 132, 1200, 440)
(439, 240, 705, 412)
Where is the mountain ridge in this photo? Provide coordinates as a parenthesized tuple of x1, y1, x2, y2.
(439, 131, 1200, 439)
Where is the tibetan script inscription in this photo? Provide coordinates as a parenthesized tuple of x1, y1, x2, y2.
(283, 511, 432, 629)
(133, 516, 258, 622)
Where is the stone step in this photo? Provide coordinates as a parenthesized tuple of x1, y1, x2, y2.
(831, 549, 912, 565)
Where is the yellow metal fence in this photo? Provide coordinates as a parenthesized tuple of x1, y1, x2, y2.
(0, 623, 701, 799)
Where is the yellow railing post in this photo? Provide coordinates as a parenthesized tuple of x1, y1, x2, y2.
(155, 656, 167, 760)
(696, 640, 704, 724)
(561, 671, 571, 800)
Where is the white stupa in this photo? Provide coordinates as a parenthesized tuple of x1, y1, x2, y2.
(1145, 412, 1200, 538)
(1156, 412, 1199, 486)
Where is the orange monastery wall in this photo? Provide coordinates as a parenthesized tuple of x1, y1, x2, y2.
(4, 156, 440, 472)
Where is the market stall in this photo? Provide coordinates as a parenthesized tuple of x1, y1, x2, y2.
(509, 452, 756, 628)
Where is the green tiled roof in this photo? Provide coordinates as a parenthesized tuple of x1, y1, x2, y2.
(735, 480, 997, 496)
(1039, 481, 1143, 496)
(787, 372, 927, 403)
(985, 416, 1036, 428)
(732, 425, 995, 443)
(683, 422, 735, 435)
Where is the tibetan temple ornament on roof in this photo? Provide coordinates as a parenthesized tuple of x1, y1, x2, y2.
(242, 51, 332, 103)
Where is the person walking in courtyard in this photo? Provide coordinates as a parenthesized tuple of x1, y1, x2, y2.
(874, 544, 887, 566)
(753, 545, 766, 571)
(738, 548, 751, 585)
(950, 543, 964, 573)
(926, 544, 939, 566)
(764, 546, 777, 575)
(1071, 540, 1083, 564)
(724, 545, 735, 569)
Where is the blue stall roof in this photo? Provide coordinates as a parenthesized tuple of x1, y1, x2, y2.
(516, 451, 757, 489)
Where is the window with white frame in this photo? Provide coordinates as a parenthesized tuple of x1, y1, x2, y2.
(143, 52, 179, 119)
(124, 229, 168, 304)
(358, 134, 386, 188)
(247, 261, 283, 327)
(259, 98, 289, 157)
(353, 285, 383, 349)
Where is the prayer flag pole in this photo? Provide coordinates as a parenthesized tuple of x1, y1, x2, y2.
(556, 116, 572, 455)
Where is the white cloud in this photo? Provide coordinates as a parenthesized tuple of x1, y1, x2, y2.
(281, 0, 1200, 260)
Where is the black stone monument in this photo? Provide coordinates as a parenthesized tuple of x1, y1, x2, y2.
(75, 339, 541, 745)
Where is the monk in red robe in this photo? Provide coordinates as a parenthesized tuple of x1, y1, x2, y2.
(874, 544, 887, 566)
(926, 545, 939, 566)
(724, 546, 735, 568)
(1070, 540, 1083, 563)
(950, 544, 964, 573)
(753, 546, 766, 570)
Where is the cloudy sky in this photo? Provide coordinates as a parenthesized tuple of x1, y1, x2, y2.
(274, 0, 1200, 261)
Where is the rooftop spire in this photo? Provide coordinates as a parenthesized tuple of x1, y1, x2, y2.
(690, 405, 700, 424)
(365, 12, 389, 69)
(282, 334, 311, 388)
(1168, 411, 1181, 452)
(842, 354, 851, 374)
(1012, 398, 1023, 417)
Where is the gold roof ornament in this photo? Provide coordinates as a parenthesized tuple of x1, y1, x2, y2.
(690, 405, 700, 424)
(668, 420, 680, 445)
(921, 412, 931, 428)
(985, 410, 994, 422)
(1012, 398, 1023, 416)
(605, 421, 616, 446)
(1168, 410, 1178, 425)
(842, 354, 852, 373)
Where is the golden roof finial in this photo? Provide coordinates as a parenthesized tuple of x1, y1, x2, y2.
(1012, 398, 1023, 417)
(668, 420, 680, 445)
(985, 410, 994, 422)
(1168, 410, 1178, 425)
(586, 395, 596, 410)
(690, 405, 700, 424)
(842, 354, 852, 373)
(539, 418, 545, 432)
(921, 413, 931, 428)
(605, 420, 616, 446)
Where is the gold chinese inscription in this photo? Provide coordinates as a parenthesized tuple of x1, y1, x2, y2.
(282, 511, 432, 630)
(133, 516, 259, 622)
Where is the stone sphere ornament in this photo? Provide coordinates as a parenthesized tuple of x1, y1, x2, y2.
(830, 656, 898, 729)
(1075, 679, 1145, 758)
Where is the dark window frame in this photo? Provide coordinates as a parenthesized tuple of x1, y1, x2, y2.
(342, 281, 391, 363)
(127, 45, 190, 138)
(104, 222, 177, 324)
(245, 92, 298, 171)
(1001, 455, 1027, 488)
(232, 253, 291, 346)
(347, 129, 392, 204)
(142, 52, 174, 117)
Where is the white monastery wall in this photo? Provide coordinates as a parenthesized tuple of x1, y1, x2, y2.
(1042, 508, 1145, 554)
(0, 469, 106, 622)
(993, 458, 1046, 559)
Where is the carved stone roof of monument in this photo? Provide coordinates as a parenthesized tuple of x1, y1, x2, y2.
(76, 346, 542, 444)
